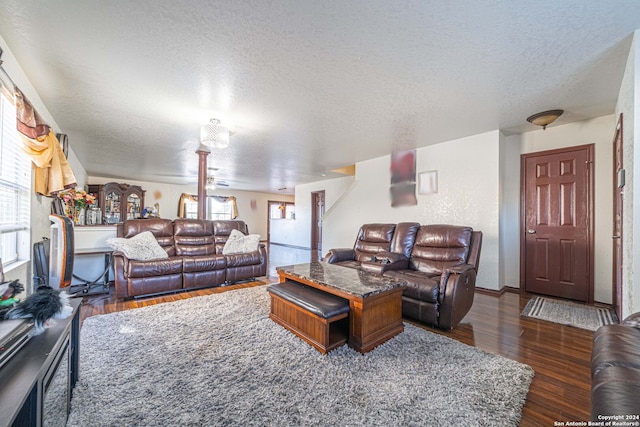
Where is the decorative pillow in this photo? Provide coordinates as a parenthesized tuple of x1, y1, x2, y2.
(222, 229, 261, 255)
(106, 231, 169, 261)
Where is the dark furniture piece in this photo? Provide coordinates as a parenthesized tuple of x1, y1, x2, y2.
(591, 312, 640, 420)
(268, 280, 350, 354)
(273, 262, 405, 354)
(88, 182, 145, 224)
(113, 218, 267, 299)
(324, 223, 482, 330)
(0, 298, 81, 427)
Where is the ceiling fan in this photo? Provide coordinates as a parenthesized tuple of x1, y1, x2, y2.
(206, 167, 229, 188)
(206, 176, 230, 189)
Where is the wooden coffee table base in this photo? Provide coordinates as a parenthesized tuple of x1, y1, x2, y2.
(277, 264, 405, 354)
(269, 294, 349, 354)
(347, 287, 404, 353)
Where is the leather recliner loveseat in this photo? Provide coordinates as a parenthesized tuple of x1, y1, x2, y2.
(324, 223, 482, 330)
(113, 218, 267, 299)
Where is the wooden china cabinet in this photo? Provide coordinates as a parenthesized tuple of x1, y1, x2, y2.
(88, 182, 145, 224)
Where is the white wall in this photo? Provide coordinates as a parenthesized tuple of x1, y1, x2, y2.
(291, 175, 355, 249)
(616, 30, 639, 318)
(501, 134, 522, 288)
(269, 219, 298, 246)
(519, 115, 615, 304)
(88, 176, 288, 242)
(304, 131, 503, 291)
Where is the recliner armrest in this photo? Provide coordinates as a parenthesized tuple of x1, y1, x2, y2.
(622, 311, 640, 327)
(446, 264, 474, 275)
(360, 251, 409, 275)
(372, 251, 407, 265)
(323, 248, 355, 263)
(438, 264, 478, 330)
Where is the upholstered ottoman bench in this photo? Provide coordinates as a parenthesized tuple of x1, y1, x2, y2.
(267, 281, 349, 354)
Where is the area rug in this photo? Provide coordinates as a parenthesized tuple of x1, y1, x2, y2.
(67, 287, 534, 427)
(521, 296, 618, 331)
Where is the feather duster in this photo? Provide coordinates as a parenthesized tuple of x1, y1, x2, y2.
(4, 285, 72, 335)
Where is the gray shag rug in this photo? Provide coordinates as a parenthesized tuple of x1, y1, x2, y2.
(67, 286, 534, 427)
(521, 296, 618, 331)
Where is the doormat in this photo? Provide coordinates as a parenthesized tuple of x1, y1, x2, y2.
(521, 296, 618, 331)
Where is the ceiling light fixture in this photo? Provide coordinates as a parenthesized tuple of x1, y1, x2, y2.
(206, 176, 216, 191)
(200, 118, 230, 148)
(526, 109, 564, 130)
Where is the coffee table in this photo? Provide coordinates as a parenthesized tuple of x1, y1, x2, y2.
(276, 262, 405, 353)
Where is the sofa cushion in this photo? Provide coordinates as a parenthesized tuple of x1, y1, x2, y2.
(410, 225, 473, 275)
(353, 224, 396, 262)
(390, 222, 420, 258)
(225, 251, 262, 268)
(183, 254, 226, 272)
(222, 229, 261, 255)
(384, 270, 440, 303)
(174, 219, 216, 256)
(106, 231, 169, 261)
(126, 256, 183, 278)
(592, 325, 640, 376)
(591, 365, 640, 418)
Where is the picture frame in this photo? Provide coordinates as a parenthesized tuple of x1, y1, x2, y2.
(418, 170, 438, 194)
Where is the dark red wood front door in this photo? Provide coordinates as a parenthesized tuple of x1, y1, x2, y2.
(522, 144, 594, 302)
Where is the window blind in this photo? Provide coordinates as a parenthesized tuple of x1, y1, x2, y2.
(0, 92, 31, 264)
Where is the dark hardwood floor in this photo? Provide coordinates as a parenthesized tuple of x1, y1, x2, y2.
(78, 244, 593, 426)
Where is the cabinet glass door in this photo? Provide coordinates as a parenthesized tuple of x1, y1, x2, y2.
(104, 191, 121, 224)
(127, 193, 141, 220)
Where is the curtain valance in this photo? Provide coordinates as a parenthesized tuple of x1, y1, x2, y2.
(15, 89, 76, 196)
(177, 193, 238, 219)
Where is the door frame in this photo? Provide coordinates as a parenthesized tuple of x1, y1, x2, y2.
(310, 190, 325, 252)
(612, 113, 624, 319)
(519, 143, 595, 303)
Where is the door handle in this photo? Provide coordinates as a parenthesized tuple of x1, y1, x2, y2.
(527, 229, 536, 234)
(612, 235, 621, 239)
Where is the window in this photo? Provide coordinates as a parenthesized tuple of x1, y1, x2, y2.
(178, 194, 237, 220)
(183, 199, 198, 219)
(208, 197, 233, 220)
(0, 92, 31, 268)
(269, 201, 295, 220)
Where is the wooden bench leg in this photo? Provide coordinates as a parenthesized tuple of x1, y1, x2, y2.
(269, 293, 348, 354)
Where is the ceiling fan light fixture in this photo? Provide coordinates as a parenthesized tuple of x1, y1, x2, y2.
(526, 109, 564, 130)
(201, 118, 230, 148)
(206, 176, 216, 191)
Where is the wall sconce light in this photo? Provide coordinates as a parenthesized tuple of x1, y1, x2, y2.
(526, 109, 564, 130)
(201, 118, 230, 148)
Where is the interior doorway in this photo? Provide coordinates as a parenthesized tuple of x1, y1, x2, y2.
(521, 144, 594, 302)
(612, 114, 624, 320)
(311, 191, 325, 254)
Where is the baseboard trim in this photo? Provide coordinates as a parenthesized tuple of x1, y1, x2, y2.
(269, 242, 313, 250)
(475, 286, 519, 297)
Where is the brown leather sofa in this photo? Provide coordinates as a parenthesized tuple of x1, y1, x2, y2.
(324, 223, 482, 330)
(113, 218, 267, 299)
(591, 312, 640, 420)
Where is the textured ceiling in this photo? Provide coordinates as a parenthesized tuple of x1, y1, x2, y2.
(0, 1, 639, 194)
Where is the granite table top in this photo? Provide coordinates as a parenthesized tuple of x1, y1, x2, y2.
(276, 261, 404, 299)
